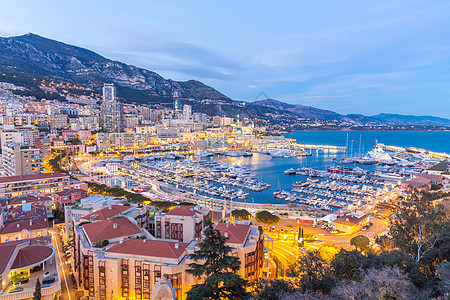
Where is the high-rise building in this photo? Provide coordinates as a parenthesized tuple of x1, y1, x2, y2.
(182, 104, 192, 120)
(100, 83, 123, 132)
(174, 99, 182, 117)
(1, 142, 43, 176)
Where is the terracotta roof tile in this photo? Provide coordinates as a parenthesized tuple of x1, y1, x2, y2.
(334, 214, 369, 226)
(81, 205, 131, 221)
(8, 195, 51, 205)
(215, 223, 250, 245)
(0, 217, 48, 234)
(165, 206, 200, 217)
(0, 172, 68, 184)
(82, 218, 141, 243)
(11, 245, 53, 269)
(0, 241, 25, 273)
(106, 238, 188, 259)
(55, 189, 87, 197)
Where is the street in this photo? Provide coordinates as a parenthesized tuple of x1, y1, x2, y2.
(50, 227, 83, 300)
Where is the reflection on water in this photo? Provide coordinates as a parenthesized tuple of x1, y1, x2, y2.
(213, 152, 350, 205)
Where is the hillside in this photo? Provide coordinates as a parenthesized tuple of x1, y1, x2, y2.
(0, 33, 231, 103)
(372, 113, 450, 127)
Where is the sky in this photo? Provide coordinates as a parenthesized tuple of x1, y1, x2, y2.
(1, 0, 450, 117)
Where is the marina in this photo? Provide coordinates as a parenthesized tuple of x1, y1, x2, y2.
(78, 131, 450, 217)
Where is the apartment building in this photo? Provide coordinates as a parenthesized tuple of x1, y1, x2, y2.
(215, 222, 265, 281)
(1, 143, 43, 176)
(0, 239, 61, 300)
(100, 84, 123, 132)
(0, 216, 49, 243)
(154, 206, 208, 243)
(0, 172, 87, 198)
(71, 219, 266, 300)
(7, 195, 53, 218)
(54, 189, 88, 210)
(75, 235, 194, 300)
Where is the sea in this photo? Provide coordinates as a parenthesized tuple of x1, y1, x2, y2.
(212, 131, 450, 205)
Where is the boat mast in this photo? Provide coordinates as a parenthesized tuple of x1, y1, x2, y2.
(345, 133, 349, 159)
(359, 134, 362, 158)
(350, 140, 353, 159)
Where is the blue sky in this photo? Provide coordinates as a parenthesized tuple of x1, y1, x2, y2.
(1, 0, 450, 117)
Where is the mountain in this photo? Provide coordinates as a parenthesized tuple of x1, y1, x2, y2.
(372, 113, 450, 127)
(1, 33, 448, 129)
(252, 99, 385, 125)
(0, 33, 230, 103)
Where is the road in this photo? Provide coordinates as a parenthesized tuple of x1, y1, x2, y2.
(263, 215, 388, 277)
(50, 227, 83, 300)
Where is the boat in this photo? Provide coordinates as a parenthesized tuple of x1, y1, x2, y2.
(236, 189, 249, 200)
(327, 167, 343, 173)
(358, 156, 376, 165)
(340, 158, 355, 164)
(284, 168, 296, 175)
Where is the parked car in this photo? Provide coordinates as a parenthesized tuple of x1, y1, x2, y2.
(42, 277, 55, 285)
(65, 251, 71, 258)
(30, 265, 42, 273)
(330, 230, 338, 234)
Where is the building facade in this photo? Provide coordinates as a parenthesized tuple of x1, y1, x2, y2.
(100, 84, 123, 132)
(1, 143, 43, 176)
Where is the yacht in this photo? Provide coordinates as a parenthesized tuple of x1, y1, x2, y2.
(284, 168, 296, 175)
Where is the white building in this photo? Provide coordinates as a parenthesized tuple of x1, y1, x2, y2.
(1, 143, 43, 176)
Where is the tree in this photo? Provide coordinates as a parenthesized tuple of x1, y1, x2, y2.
(255, 211, 280, 228)
(287, 250, 334, 293)
(350, 235, 370, 252)
(319, 245, 340, 262)
(330, 267, 416, 300)
(11, 274, 23, 285)
(389, 191, 449, 262)
(375, 235, 395, 252)
(186, 219, 250, 300)
(33, 279, 42, 300)
(251, 278, 297, 300)
(232, 209, 252, 221)
(330, 249, 367, 281)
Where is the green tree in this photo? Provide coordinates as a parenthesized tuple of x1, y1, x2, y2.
(350, 235, 370, 252)
(252, 278, 297, 300)
(287, 250, 334, 293)
(232, 209, 252, 221)
(375, 235, 395, 252)
(10, 274, 23, 285)
(330, 249, 367, 281)
(389, 191, 449, 262)
(255, 211, 280, 228)
(33, 279, 42, 300)
(186, 220, 249, 300)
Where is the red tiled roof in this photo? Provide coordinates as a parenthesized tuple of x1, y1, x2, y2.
(8, 195, 51, 205)
(0, 217, 48, 234)
(0, 172, 68, 184)
(82, 218, 141, 243)
(165, 206, 200, 217)
(11, 245, 53, 269)
(334, 214, 369, 226)
(0, 241, 25, 273)
(106, 238, 188, 259)
(215, 223, 250, 245)
(9, 203, 46, 217)
(81, 205, 131, 221)
(55, 189, 87, 197)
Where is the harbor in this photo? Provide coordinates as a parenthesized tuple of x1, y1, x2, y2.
(77, 134, 449, 220)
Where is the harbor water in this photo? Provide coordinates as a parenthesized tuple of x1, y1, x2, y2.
(212, 131, 450, 205)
